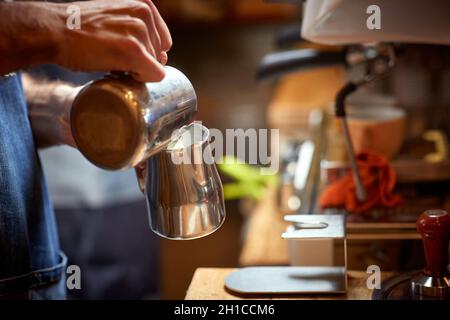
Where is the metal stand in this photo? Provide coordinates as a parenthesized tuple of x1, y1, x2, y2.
(224, 215, 347, 295)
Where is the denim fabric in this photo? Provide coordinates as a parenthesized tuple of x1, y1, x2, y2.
(0, 253, 67, 300)
(0, 73, 65, 297)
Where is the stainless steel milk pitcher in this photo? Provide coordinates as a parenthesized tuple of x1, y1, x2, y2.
(71, 66, 225, 240)
(142, 122, 226, 240)
(71, 66, 197, 170)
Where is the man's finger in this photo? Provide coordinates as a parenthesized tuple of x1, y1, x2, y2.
(130, 17, 158, 59)
(133, 1, 163, 56)
(160, 51, 168, 65)
(105, 16, 158, 58)
(145, 0, 172, 52)
(130, 47, 165, 82)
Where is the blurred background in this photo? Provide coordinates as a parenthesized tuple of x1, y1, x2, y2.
(144, 0, 299, 300)
(33, 0, 450, 300)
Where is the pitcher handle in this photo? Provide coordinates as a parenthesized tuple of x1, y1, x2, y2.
(135, 162, 147, 193)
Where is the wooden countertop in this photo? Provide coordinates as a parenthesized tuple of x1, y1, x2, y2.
(185, 268, 391, 300)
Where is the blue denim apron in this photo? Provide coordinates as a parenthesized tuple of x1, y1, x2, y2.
(0, 73, 66, 298)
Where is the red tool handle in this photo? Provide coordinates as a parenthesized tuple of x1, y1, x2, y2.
(417, 209, 450, 277)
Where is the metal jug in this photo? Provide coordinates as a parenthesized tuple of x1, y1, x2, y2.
(70, 66, 225, 239)
(71, 66, 197, 170)
(143, 122, 225, 239)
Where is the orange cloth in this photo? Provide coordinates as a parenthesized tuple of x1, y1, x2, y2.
(319, 152, 403, 213)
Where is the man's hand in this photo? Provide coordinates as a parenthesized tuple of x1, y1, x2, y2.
(0, 0, 172, 82)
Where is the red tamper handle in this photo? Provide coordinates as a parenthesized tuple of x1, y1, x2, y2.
(416, 209, 450, 277)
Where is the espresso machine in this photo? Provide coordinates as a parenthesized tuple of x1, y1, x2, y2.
(302, 0, 450, 299)
(253, 0, 450, 299)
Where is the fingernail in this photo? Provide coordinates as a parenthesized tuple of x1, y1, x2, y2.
(160, 52, 168, 65)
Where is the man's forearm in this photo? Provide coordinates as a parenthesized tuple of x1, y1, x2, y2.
(22, 74, 79, 149)
(0, 2, 62, 76)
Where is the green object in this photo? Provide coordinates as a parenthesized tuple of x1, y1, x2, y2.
(217, 156, 278, 200)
